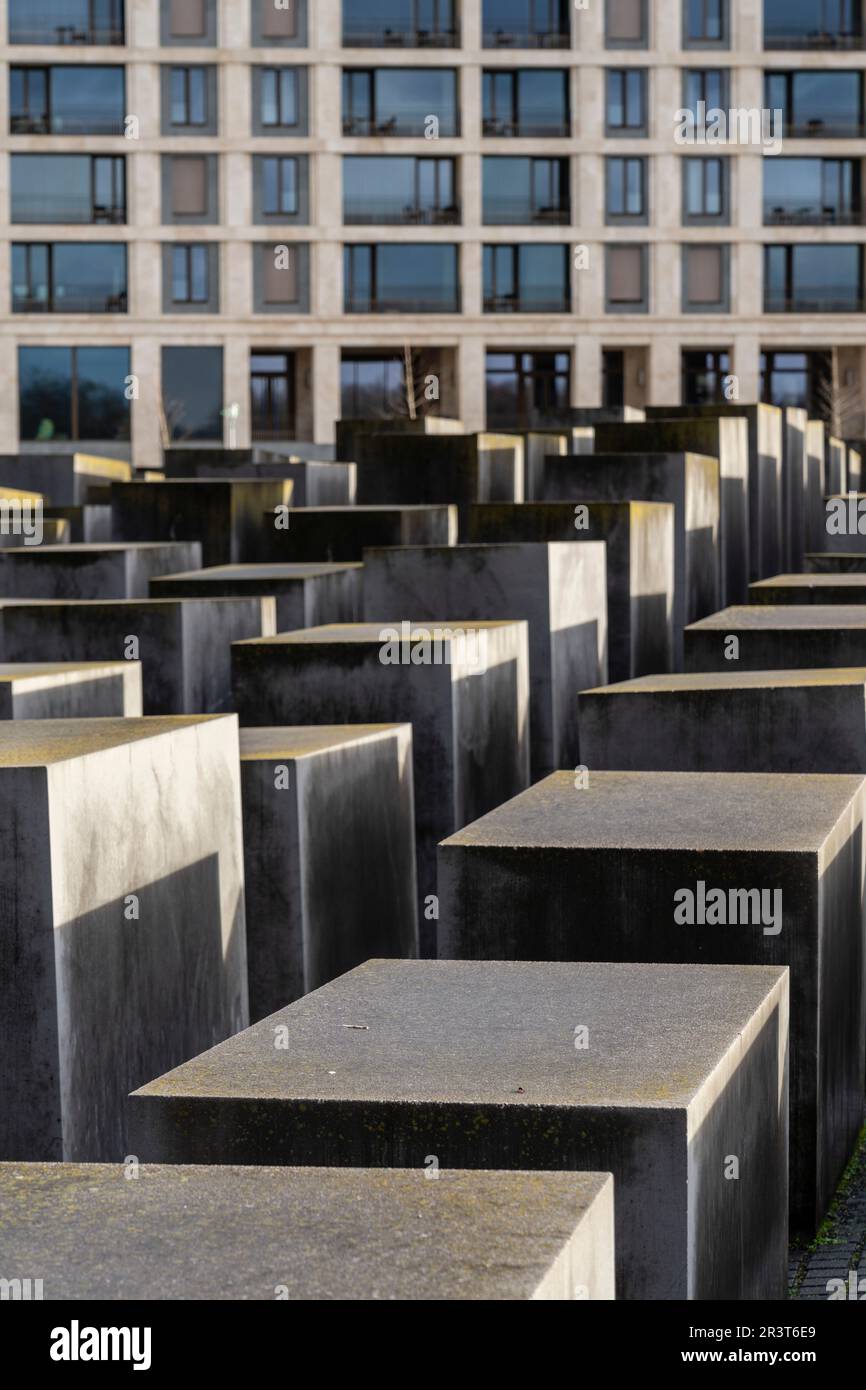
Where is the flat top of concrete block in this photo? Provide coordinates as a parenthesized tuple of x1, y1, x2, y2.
(270, 505, 453, 515)
(688, 606, 866, 631)
(132, 958, 787, 1111)
(0, 543, 194, 557)
(561, 451, 717, 466)
(362, 542, 597, 557)
(585, 668, 866, 695)
(473, 501, 670, 517)
(235, 620, 524, 648)
(0, 715, 230, 767)
(240, 725, 410, 760)
(441, 770, 863, 854)
(0, 1161, 612, 1301)
(0, 486, 46, 501)
(752, 574, 866, 590)
(155, 563, 363, 582)
(0, 661, 136, 684)
(0, 597, 267, 610)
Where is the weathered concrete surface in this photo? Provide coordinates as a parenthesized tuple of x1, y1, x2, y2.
(595, 417, 748, 606)
(43, 505, 113, 544)
(580, 669, 866, 775)
(783, 409, 808, 572)
(685, 605, 866, 674)
(109, 480, 292, 568)
(437, 770, 863, 1234)
(240, 724, 418, 1019)
(0, 597, 276, 714)
(647, 404, 783, 582)
(261, 504, 457, 563)
(821, 493, 866, 555)
(361, 543, 607, 776)
(805, 552, 866, 574)
(232, 622, 530, 954)
(526, 451, 719, 667)
(0, 542, 202, 601)
(827, 436, 847, 497)
(165, 452, 357, 504)
(336, 416, 464, 464)
(0, 716, 247, 1162)
(468, 500, 674, 680)
(806, 420, 827, 553)
(0, 661, 142, 719)
(846, 442, 864, 494)
(0, 453, 130, 505)
(151, 562, 361, 631)
(128, 957, 789, 1301)
(354, 433, 524, 531)
(751, 574, 866, 605)
(0, 1161, 615, 1301)
(0, 520, 68, 549)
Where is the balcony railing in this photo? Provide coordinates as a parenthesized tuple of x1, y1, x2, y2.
(484, 198, 570, 224)
(346, 290, 460, 312)
(765, 292, 866, 312)
(483, 28, 570, 48)
(13, 290, 128, 313)
(484, 292, 571, 312)
(12, 199, 125, 224)
(343, 23, 459, 47)
(764, 30, 864, 49)
(764, 205, 863, 225)
(482, 117, 570, 137)
(342, 115, 459, 136)
(781, 119, 866, 137)
(344, 203, 461, 225)
(9, 23, 124, 44)
(10, 116, 126, 135)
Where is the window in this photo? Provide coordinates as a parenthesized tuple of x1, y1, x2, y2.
(606, 69, 647, 134)
(342, 67, 459, 136)
(682, 157, 728, 223)
(18, 346, 131, 442)
(161, 346, 224, 441)
(606, 157, 647, 221)
(344, 244, 460, 312)
(483, 244, 570, 312)
(683, 244, 729, 311)
(605, 0, 648, 46)
(251, 351, 296, 441)
(682, 350, 731, 405)
(258, 0, 298, 38)
(684, 0, 728, 46)
(760, 349, 833, 415)
(262, 157, 298, 215)
(766, 70, 864, 137)
(343, 0, 458, 47)
(12, 243, 127, 313)
(341, 351, 409, 416)
(344, 156, 457, 224)
(10, 66, 126, 135)
(606, 244, 648, 311)
(764, 157, 860, 224)
(602, 349, 625, 407)
(483, 156, 569, 223)
(682, 69, 728, 123)
(486, 350, 571, 428)
(254, 243, 309, 312)
(169, 0, 204, 35)
(482, 68, 570, 135)
(261, 68, 298, 126)
(169, 155, 209, 217)
(169, 67, 208, 126)
(764, 0, 863, 50)
(11, 154, 125, 224)
(482, 0, 571, 48)
(262, 245, 298, 304)
(9, 0, 125, 45)
(171, 245, 209, 303)
(765, 244, 864, 311)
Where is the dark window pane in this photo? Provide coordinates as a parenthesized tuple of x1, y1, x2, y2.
(76, 346, 130, 439)
(162, 345, 224, 440)
(18, 345, 72, 440)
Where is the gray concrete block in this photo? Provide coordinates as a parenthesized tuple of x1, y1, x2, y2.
(240, 724, 419, 1020)
(646, 404, 783, 583)
(0, 453, 131, 506)
(150, 562, 361, 631)
(751, 574, 866, 605)
(165, 452, 357, 504)
(336, 416, 464, 463)
(821, 492, 866, 555)
(579, 669, 866, 775)
(0, 716, 247, 1162)
(0, 542, 202, 601)
(260, 504, 457, 562)
(0, 597, 276, 714)
(685, 605, 866, 674)
(594, 417, 749, 606)
(437, 770, 862, 1234)
(0, 520, 69, 549)
(109, 479, 292, 567)
(828, 436, 848, 496)
(362, 543, 606, 777)
(354, 433, 524, 529)
(0, 1161, 615, 1301)
(846, 441, 864, 494)
(527, 451, 719, 667)
(43, 505, 113, 544)
(0, 661, 142, 719)
(783, 409, 808, 571)
(231, 621, 530, 954)
(467, 501, 674, 681)
(805, 552, 866, 574)
(806, 420, 827, 553)
(128, 957, 789, 1301)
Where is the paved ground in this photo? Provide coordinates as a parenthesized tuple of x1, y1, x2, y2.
(789, 1120, 866, 1300)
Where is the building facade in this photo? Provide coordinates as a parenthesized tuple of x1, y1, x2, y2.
(1, 0, 865, 465)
